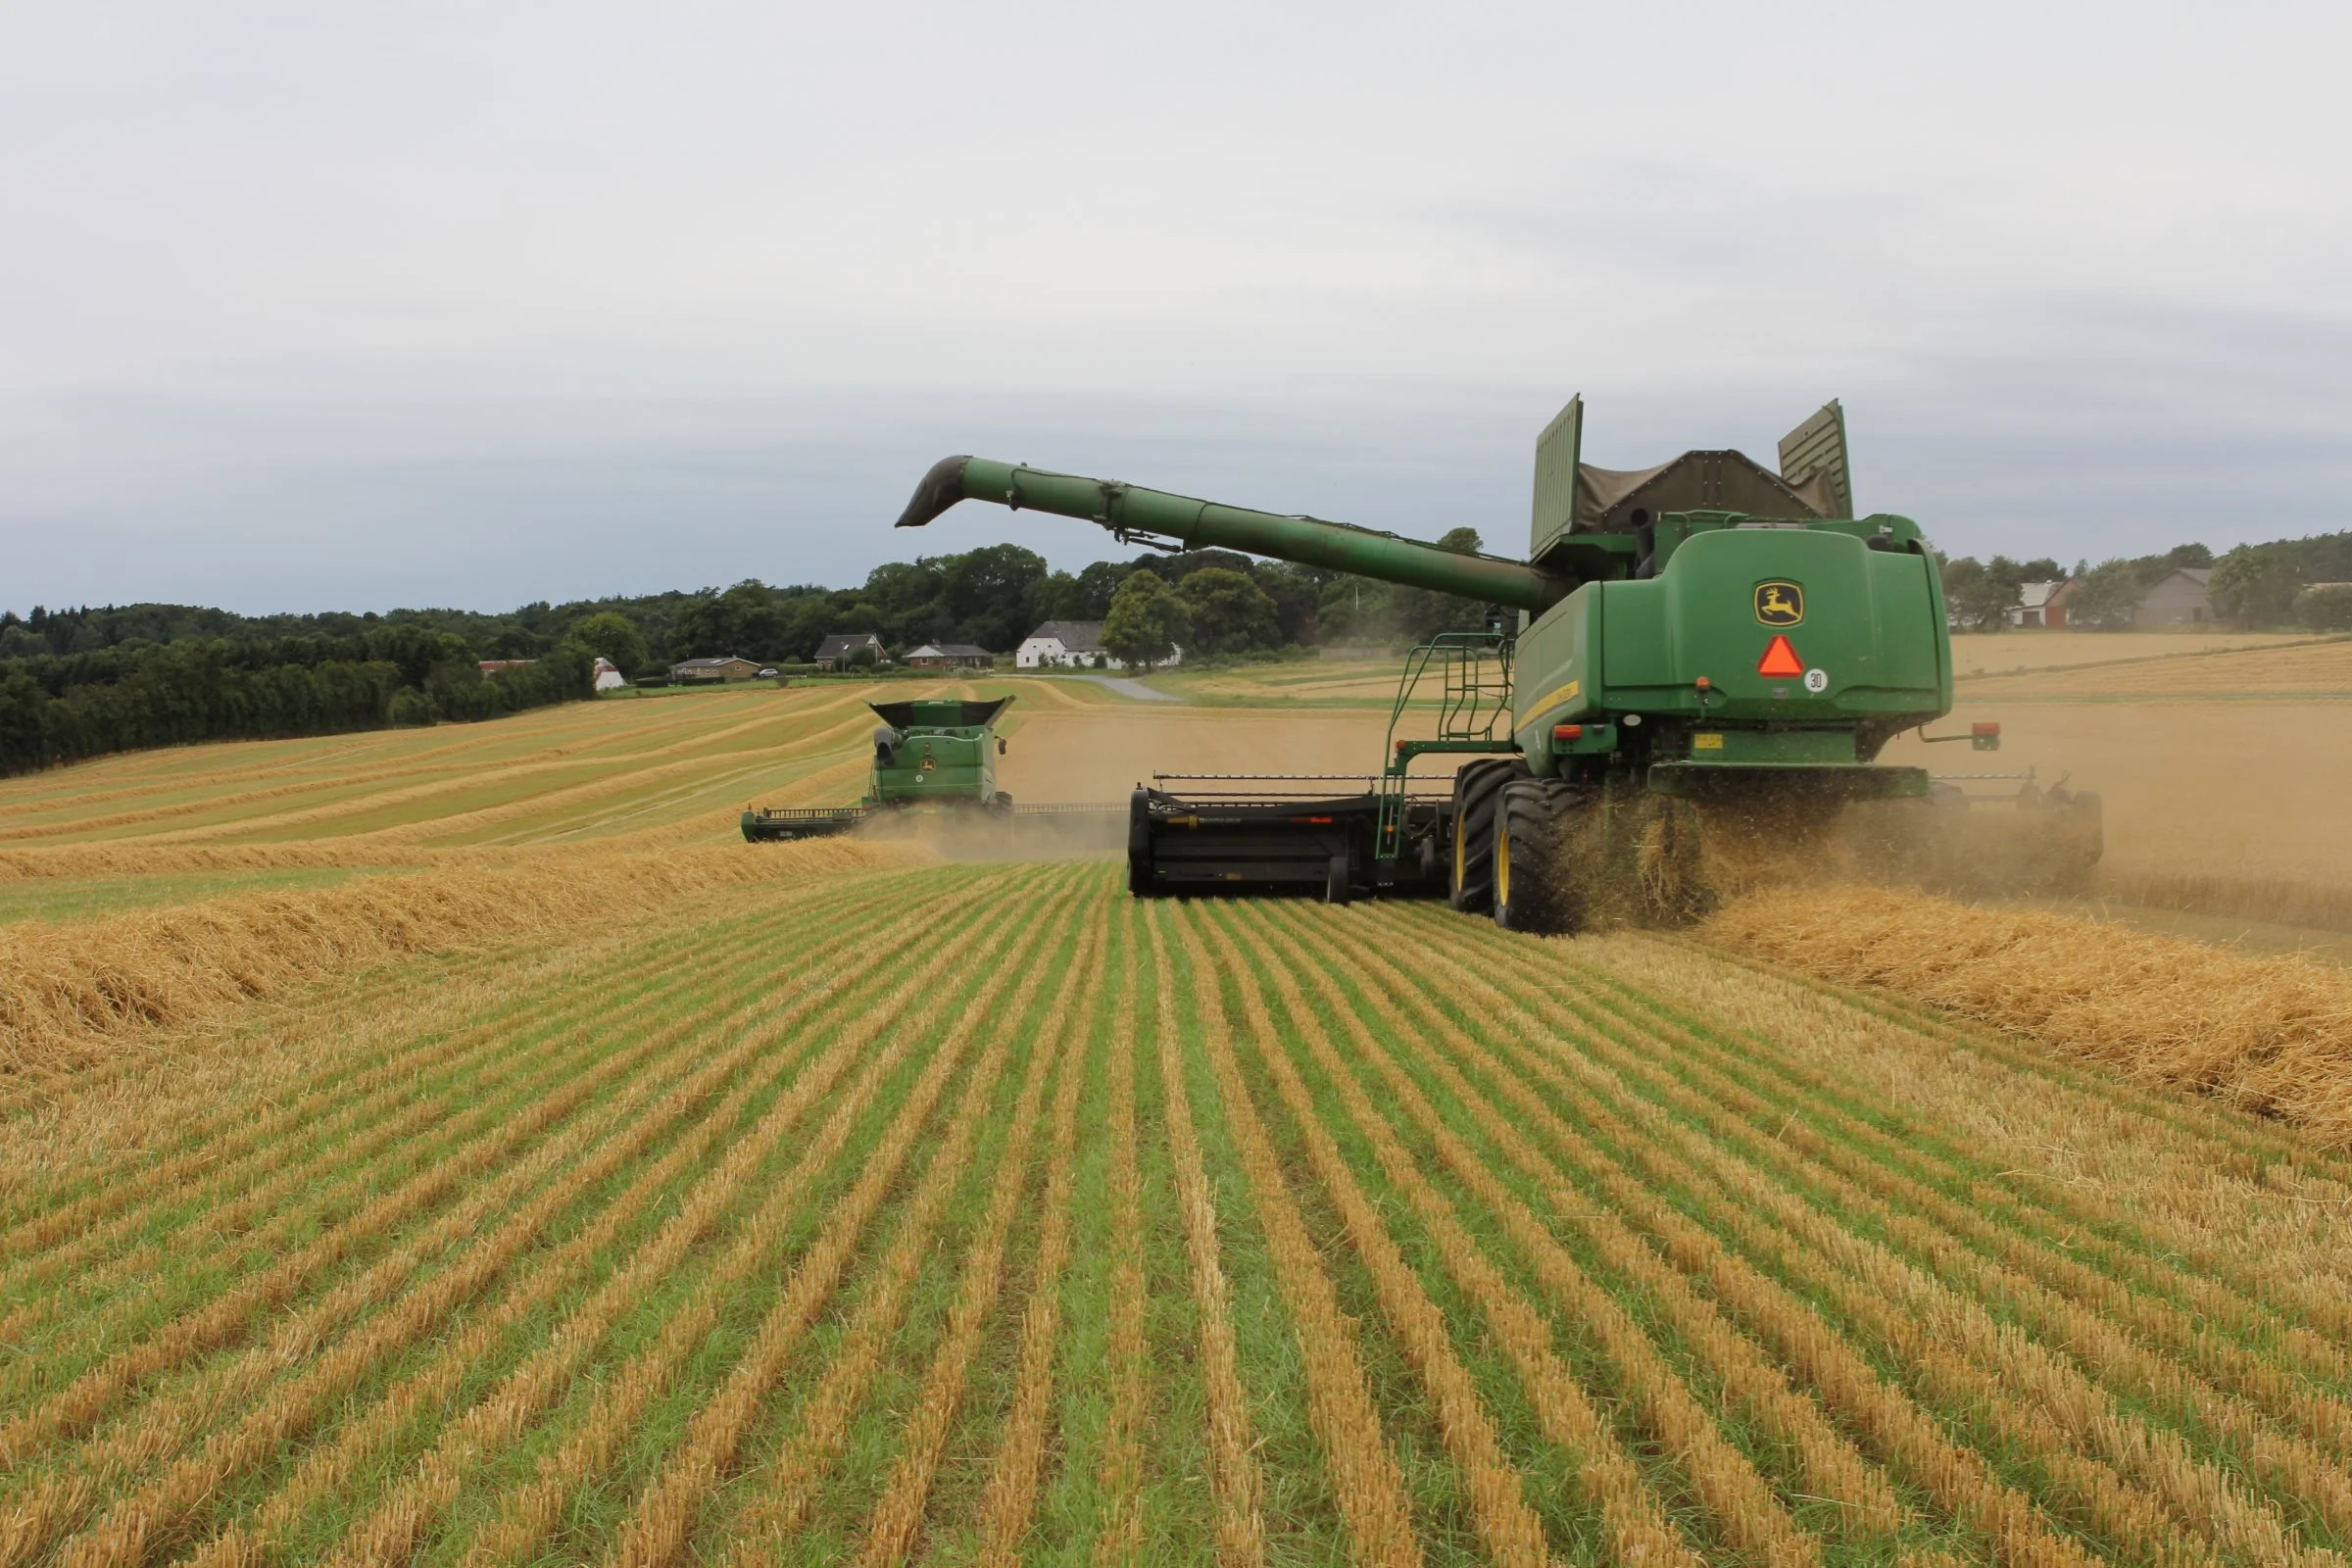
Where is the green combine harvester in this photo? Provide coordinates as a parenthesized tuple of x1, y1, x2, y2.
(742, 696, 1124, 846)
(742, 697, 1013, 840)
(890, 395, 2101, 930)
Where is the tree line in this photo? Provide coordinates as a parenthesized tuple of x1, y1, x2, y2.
(0, 623, 593, 778)
(18, 515, 2350, 777)
(3, 538, 1489, 681)
(0, 538, 1482, 776)
(1937, 529, 2352, 632)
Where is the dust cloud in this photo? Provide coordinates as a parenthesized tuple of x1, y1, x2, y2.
(931, 671, 2352, 936)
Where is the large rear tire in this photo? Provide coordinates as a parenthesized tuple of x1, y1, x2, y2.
(1448, 758, 1528, 914)
(1494, 777, 1584, 934)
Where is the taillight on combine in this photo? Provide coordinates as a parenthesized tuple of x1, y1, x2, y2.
(1552, 724, 1582, 742)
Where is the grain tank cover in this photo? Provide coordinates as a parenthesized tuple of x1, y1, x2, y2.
(1572, 452, 1833, 534)
(1778, 400, 1855, 519)
(1528, 394, 1852, 568)
(867, 697, 1013, 731)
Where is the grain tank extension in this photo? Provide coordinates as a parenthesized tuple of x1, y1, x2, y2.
(894, 397, 2101, 930)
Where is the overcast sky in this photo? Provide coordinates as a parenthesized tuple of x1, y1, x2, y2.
(4, 2, 2347, 614)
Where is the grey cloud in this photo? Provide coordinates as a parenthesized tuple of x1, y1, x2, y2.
(2, 2, 2348, 612)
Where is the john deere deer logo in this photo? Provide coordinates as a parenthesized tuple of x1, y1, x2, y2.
(1754, 582, 1804, 626)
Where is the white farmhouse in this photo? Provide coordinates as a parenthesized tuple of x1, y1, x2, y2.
(1016, 619, 1183, 671)
(2008, 581, 2066, 628)
(591, 657, 628, 693)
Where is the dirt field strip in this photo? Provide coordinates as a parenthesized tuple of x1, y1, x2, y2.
(1579, 938, 2352, 1378)
(300, 887, 1057, 1568)
(1511, 940, 2352, 1545)
(0, 880, 927, 1391)
(11, 864, 1011, 1560)
(2, 870, 925, 1251)
(1139, 913, 1264, 1568)
(1569, 929, 2352, 1384)
(1245, 901, 1833, 1565)
(848, 921, 1105, 1568)
(1175, 904, 1423, 1568)
(2, 878, 889, 1436)
(452, 873, 1078, 1568)
(24, 884, 1018, 1568)
(1088, 902, 1148, 1568)
(1445, 962, 2183, 1567)
(1537, 1040, 2274, 1567)
(1591, 934, 2352, 1364)
(187, 877, 1050, 1568)
(1194, 906, 1594, 1568)
(1343, 906, 2100, 1568)
(971, 920, 1104, 1566)
(1409, 908, 2352, 1567)
(0, 876, 932, 1387)
(706, 898, 1085, 1566)
(1279, 906, 1905, 1544)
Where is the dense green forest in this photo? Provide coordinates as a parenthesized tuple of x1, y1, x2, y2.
(10, 521, 2349, 777)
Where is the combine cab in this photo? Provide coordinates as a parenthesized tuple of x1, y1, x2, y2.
(889, 395, 2104, 928)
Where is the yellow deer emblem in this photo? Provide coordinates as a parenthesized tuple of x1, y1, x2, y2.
(1754, 582, 1804, 626)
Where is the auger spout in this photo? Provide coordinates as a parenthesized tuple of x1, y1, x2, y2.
(895, 455, 1570, 614)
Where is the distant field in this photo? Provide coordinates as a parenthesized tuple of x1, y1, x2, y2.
(1146, 659, 1405, 706)
(8, 863, 2352, 1567)
(1958, 635, 2352, 697)
(1948, 628, 2311, 676)
(0, 677, 1149, 873)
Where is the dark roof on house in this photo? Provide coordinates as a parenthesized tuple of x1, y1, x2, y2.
(671, 656, 757, 669)
(1024, 620, 1104, 653)
(813, 633, 884, 660)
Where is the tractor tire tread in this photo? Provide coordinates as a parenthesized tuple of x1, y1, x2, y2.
(1494, 777, 1585, 935)
(1448, 757, 1529, 913)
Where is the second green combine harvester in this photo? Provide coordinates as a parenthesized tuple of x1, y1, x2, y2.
(893, 396, 2100, 931)
(741, 697, 1014, 840)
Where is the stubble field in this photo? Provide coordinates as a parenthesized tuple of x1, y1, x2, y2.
(6, 667, 2352, 1566)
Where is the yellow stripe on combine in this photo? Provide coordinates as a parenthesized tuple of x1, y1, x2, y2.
(1516, 678, 1580, 721)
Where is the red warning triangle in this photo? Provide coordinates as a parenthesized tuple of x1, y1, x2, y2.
(1756, 635, 1804, 678)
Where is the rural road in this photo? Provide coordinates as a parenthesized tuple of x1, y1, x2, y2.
(1076, 674, 1181, 703)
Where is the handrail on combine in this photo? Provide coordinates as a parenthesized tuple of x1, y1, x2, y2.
(1376, 631, 1518, 856)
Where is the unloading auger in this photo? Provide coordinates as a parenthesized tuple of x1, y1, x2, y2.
(893, 397, 2101, 931)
